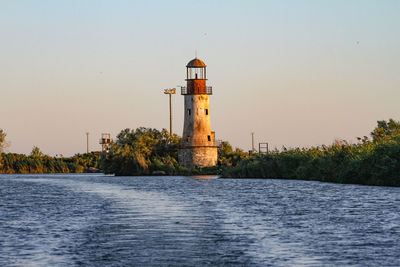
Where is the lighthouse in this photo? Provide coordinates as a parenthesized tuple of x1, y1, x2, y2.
(178, 58, 218, 169)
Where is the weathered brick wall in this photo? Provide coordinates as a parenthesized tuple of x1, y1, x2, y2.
(182, 95, 214, 146)
(178, 147, 218, 169)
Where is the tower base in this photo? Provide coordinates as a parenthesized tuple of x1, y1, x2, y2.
(178, 146, 218, 169)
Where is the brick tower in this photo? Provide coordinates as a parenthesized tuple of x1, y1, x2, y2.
(178, 58, 218, 169)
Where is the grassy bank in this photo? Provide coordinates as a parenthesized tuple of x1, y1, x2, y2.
(0, 148, 100, 174)
(222, 120, 400, 187)
(2, 120, 399, 185)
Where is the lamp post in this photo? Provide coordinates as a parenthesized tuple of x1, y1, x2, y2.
(86, 132, 89, 153)
(164, 88, 176, 135)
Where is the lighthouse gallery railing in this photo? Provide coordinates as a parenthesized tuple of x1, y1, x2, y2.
(181, 86, 212, 95)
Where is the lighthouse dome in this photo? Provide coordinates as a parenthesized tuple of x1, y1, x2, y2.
(186, 58, 206, 68)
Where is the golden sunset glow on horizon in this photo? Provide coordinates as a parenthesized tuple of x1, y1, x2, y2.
(1, 0, 399, 156)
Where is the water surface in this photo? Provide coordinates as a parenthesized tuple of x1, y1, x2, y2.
(0, 174, 399, 266)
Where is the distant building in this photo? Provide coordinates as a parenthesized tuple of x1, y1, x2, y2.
(178, 58, 218, 168)
(99, 133, 111, 152)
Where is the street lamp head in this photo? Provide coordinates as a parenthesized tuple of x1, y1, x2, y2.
(164, 88, 176, 94)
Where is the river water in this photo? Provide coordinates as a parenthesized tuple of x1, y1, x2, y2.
(0, 174, 399, 266)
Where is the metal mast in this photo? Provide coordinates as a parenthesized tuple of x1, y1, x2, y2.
(164, 88, 176, 135)
(251, 132, 255, 153)
(86, 132, 89, 153)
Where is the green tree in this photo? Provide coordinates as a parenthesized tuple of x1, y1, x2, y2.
(370, 119, 400, 142)
(0, 129, 7, 169)
(217, 141, 249, 167)
(101, 128, 182, 175)
(0, 129, 7, 153)
(219, 141, 233, 157)
(30, 146, 44, 158)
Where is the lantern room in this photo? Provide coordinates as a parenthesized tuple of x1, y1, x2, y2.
(186, 58, 207, 80)
(182, 58, 212, 95)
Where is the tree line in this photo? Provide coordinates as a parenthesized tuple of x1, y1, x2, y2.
(101, 127, 193, 175)
(2, 119, 400, 186)
(0, 130, 100, 174)
(222, 119, 400, 186)
(99, 127, 250, 176)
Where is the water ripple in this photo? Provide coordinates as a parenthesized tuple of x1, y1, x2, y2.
(0, 174, 399, 266)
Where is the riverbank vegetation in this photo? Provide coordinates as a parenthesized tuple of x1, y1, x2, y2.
(100, 128, 248, 176)
(101, 128, 185, 175)
(0, 134, 100, 174)
(2, 119, 400, 187)
(222, 119, 400, 187)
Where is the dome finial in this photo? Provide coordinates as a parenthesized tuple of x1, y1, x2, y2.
(195, 49, 197, 59)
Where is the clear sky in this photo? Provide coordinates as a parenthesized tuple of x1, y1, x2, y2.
(1, 0, 399, 156)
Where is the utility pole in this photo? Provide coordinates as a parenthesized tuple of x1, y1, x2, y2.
(86, 132, 89, 154)
(164, 88, 176, 135)
(251, 132, 255, 153)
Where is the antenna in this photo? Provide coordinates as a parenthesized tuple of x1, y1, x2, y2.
(251, 132, 255, 152)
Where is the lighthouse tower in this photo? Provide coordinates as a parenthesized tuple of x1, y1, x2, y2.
(178, 58, 218, 169)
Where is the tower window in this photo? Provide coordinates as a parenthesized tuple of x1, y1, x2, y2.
(208, 135, 211, 141)
(188, 109, 191, 115)
(205, 109, 208, 115)
(187, 136, 190, 142)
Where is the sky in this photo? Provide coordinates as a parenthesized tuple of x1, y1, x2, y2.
(1, 0, 399, 156)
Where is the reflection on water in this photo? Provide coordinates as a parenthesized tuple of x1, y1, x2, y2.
(189, 175, 219, 179)
(0, 174, 399, 266)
